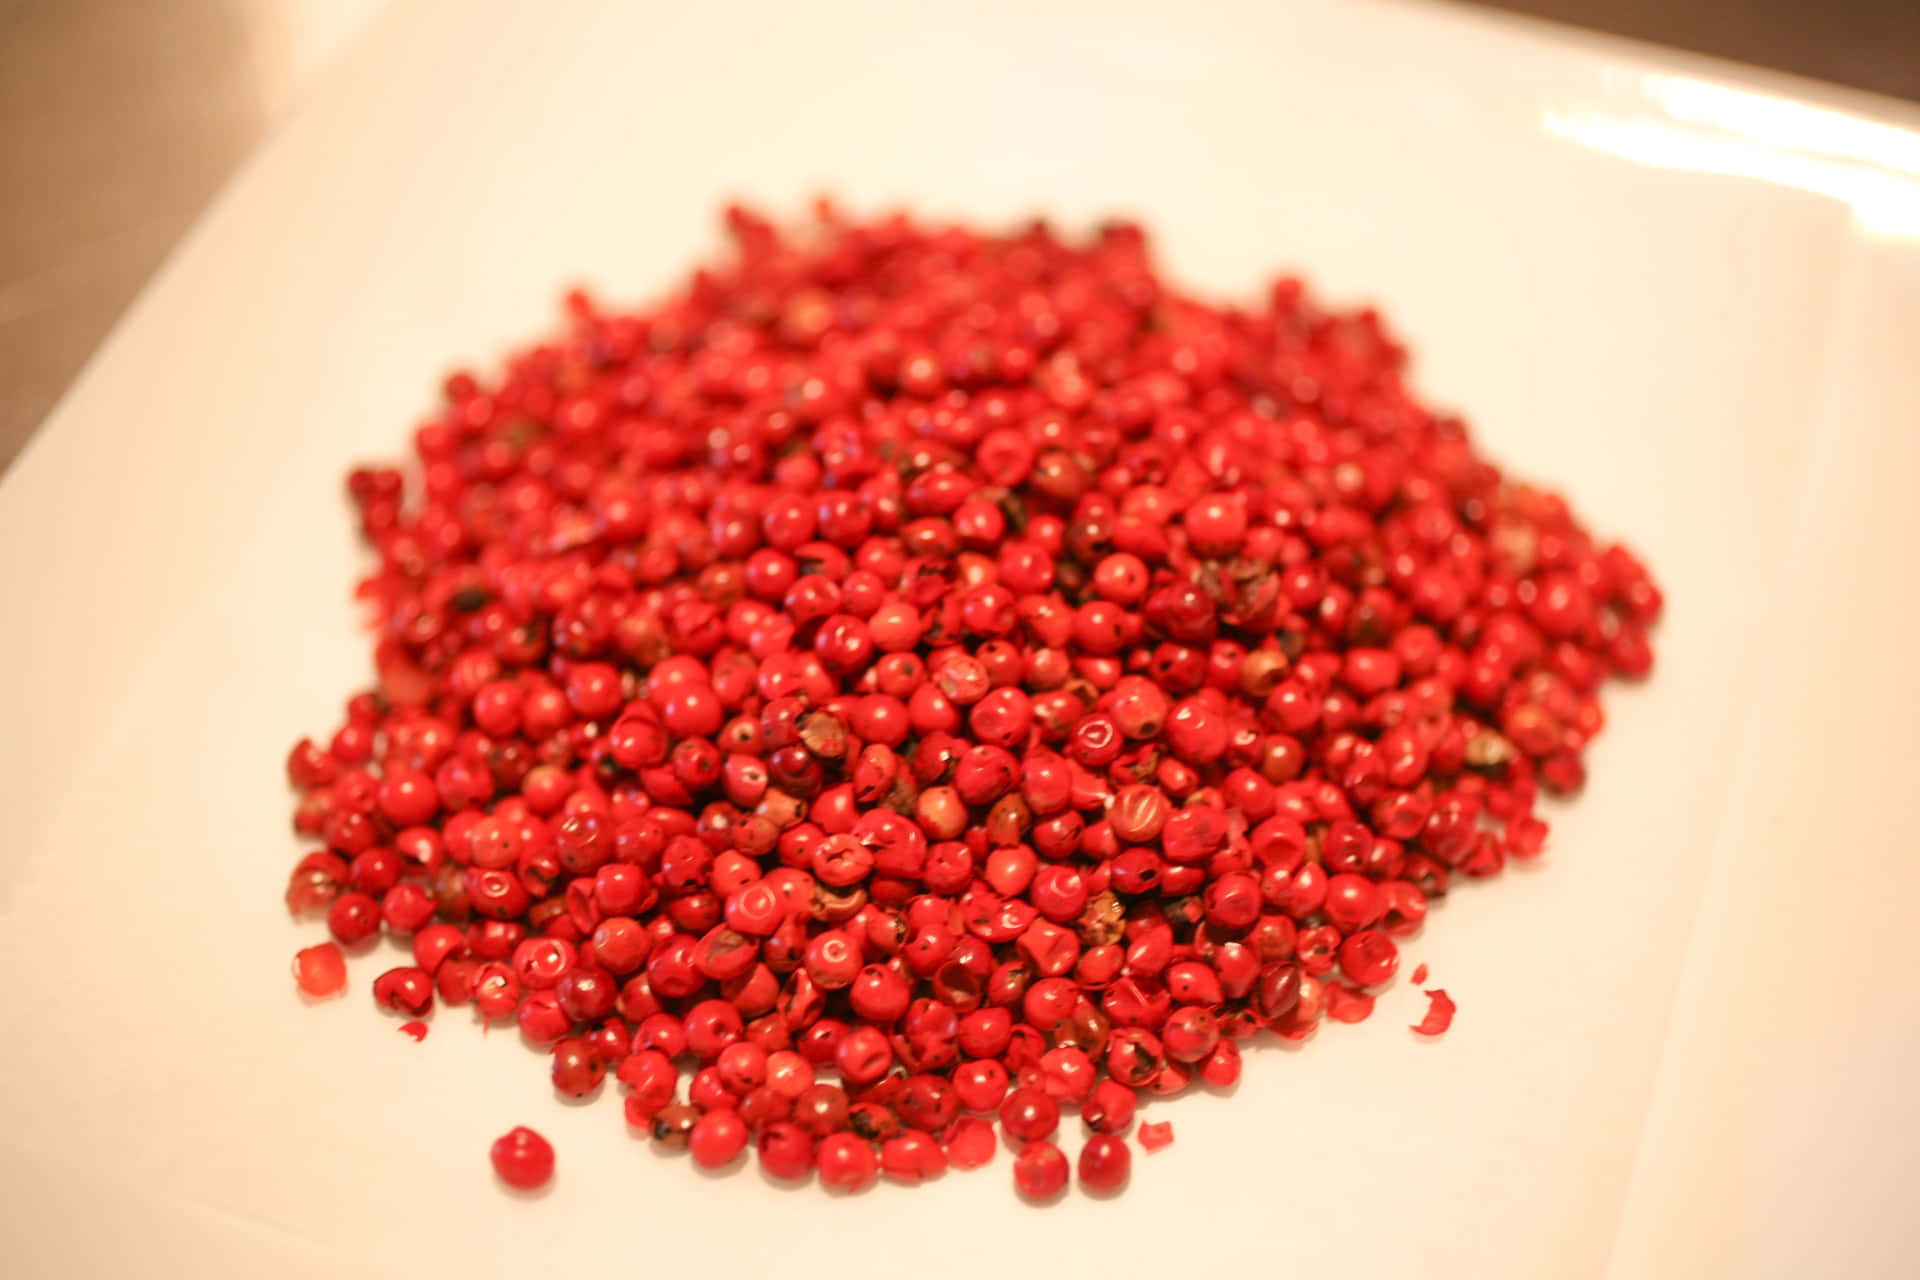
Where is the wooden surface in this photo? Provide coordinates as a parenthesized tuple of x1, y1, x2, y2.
(1, 0, 1915, 475)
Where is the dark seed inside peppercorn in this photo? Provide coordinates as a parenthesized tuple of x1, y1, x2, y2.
(650, 1103, 699, 1150)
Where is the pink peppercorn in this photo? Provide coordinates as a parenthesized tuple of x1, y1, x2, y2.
(1077, 1133, 1131, 1193)
(881, 1131, 950, 1182)
(489, 1126, 554, 1190)
(816, 1133, 879, 1193)
(292, 942, 347, 998)
(945, 1115, 997, 1169)
(1337, 930, 1400, 988)
(998, 1087, 1060, 1143)
(757, 1122, 814, 1180)
(689, 1109, 750, 1169)
(372, 966, 434, 1017)
(1013, 1140, 1070, 1200)
(952, 1058, 1010, 1112)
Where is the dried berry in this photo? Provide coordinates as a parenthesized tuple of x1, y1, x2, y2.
(1077, 1134, 1131, 1193)
(1013, 1140, 1070, 1200)
(292, 942, 347, 998)
(489, 1126, 553, 1190)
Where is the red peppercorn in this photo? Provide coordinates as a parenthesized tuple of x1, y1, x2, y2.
(848, 964, 911, 1023)
(957, 1006, 1013, 1058)
(1337, 930, 1400, 988)
(617, 1048, 678, 1117)
(372, 966, 434, 1017)
(489, 1126, 554, 1190)
(816, 1133, 878, 1193)
(1161, 1006, 1220, 1064)
(649, 1103, 699, 1150)
(689, 1109, 749, 1170)
(1164, 960, 1223, 1007)
(1202, 872, 1262, 932)
(514, 990, 564, 1051)
(892, 1074, 959, 1132)
(292, 942, 347, 998)
(834, 1025, 894, 1087)
(513, 936, 577, 990)
(793, 1083, 851, 1137)
(764, 1050, 814, 1099)
(997, 1087, 1060, 1144)
(550, 1037, 605, 1098)
(1013, 1140, 1070, 1200)
(1077, 1133, 1131, 1193)
(951, 1058, 1010, 1112)
(942, 1115, 996, 1170)
(714, 1042, 768, 1095)
(1038, 1047, 1096, 1103)
(881, 1131, 949, 1183)
(1082, 1079, 1136, 1134)
(681, 998, 744, 1059)
(1323, 873, 1386, 932)
(803, 929, 861, 989)
(285, 850, 348, 915)
(1199, 1039, 1242, 1088)
(757, 1122, 814, 1180)
(471, 962, 522, 1020)
(326, 891, 381, 946)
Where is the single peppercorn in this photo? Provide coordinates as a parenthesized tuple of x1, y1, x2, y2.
(998, 1087, 1060, 1144)
(649, 1103, 699, 1151)
(372, 966, 434, 1017)
(1013, 1140, 1070, 1200)
(688, 1109, 749, 1170)
(1337, 930, 1401, 988)
(489, 1126, 554, 1190)
(816, 1133, 879, 1193)
(1081, 1078, 1137, 1135)
(292, 942, 348, 998)
(757, 1122, 814, 1181)
(1077, 1133, 1131, 1193)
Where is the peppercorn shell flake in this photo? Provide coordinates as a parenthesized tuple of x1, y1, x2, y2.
(1412, 988, 1458, 1037)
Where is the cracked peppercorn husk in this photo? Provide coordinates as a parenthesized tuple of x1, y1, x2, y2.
(284, 203, 1660, 1198)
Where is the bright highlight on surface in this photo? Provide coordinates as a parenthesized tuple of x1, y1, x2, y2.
(1548, 74, 1920, 239)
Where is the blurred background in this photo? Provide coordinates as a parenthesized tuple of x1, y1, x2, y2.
(2, 0, 1915, 477)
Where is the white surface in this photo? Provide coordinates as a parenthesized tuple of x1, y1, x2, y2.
(1, 1, 1916, 1276)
